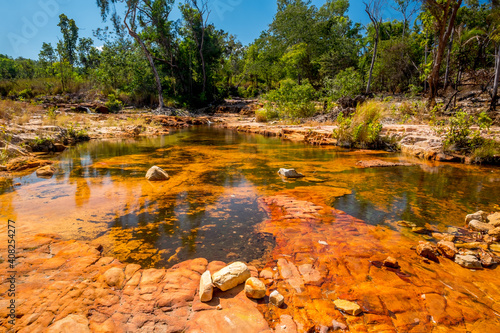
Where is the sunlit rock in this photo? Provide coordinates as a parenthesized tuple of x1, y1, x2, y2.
(47, 314, 90, 333)
(488, 227, 500, 237)
(488, 212, 500, 227)
(331, 319, 348, 331)
(212, 261, 251, 291)
(455, 254, 482, 269)
(103, 267, 125, 288)
(416, 241, 439, 262)
(469, 220, 494, 232)
(270, 290, 285, 307)
(244, 277, 266, 299)
(465, 211, 488, 224)
(146, 166, 170, 181)
(437, 241, 457, 259)
(398, 220, 417, 228)
(479, 252, 498, 267)
(36, 165, 56, 178)
(383, 256, 399, 268)
(278, 168, 305, 178)
(333, 299, 362, 316)
(199, 270, 213, 302)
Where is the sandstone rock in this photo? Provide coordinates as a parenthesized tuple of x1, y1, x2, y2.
(412, 227, 432, 234)
(333, 299, 362, 316)
(278, 168, 305, 178)
(199, 270, 213, 302)
(488, 227, 500, 237)
(36, 165, 56, 178)
(432, 233, 456, 242)
(479, 252, 498, 267)
(244, 277, 266, 299)
(469, 220, 494, 232)
(416, 242, 439, 262)
(331, 319, 348, 331)
(398, 221, 417, 228)
(488, 212, 500, 227)
(47, 314, 90, 333)
(145, 166, 170, 181)
(270, 290, 285, 307)
(455, 254, 482, 269)
(437, 241, 457, 259)
(212, 262, 251, 291)
(465, 211, 488, 224)
(103, 267, 125, 288)
(383, 256, 399, 268)
(455, 242, 488, 250)
(491, 244, 500, 252)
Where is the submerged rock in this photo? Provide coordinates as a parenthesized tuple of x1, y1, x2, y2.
(244, 277, 266, 299)
(278, 168, 305, 178)
(455, 254, 482, 269)
(383, 256, 399, 268)
(146, 166, 170, 181)
(469, 220, 494, 232)
(199, 270, 213, 302)
(270, 290, 285, 307)
(36, 165, 56, 178)
(212, 261, 251, 291)
(333, 299, 362, 316)
(398, 220, 417, 228)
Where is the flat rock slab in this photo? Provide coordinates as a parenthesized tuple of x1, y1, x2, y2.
(356, 159, 414, 168)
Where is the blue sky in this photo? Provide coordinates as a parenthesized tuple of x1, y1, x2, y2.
(0, 0, 404, 60)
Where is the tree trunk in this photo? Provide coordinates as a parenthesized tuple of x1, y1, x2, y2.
(124, 7, 164, 110)
(366, 29, 379, 94)
(444, 28, 454, 89)
(491, 44, 500, 110)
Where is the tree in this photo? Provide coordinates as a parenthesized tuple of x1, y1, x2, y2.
(39, 42, 57, 76)
(364, 0, 384, 94)
(392, 0, 419, 40)
(423, 0, 463, 107)
(57, 14, 79, 66)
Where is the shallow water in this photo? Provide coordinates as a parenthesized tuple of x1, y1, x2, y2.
(1, 126, 499, 268)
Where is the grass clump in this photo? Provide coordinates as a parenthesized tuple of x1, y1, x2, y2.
(333, 101, 383, 148)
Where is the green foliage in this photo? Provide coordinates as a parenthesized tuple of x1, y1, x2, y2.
(105, 94, 123, 113)
(67, 123, 89, 141)
(471, 139, 500, 164)
(434, 110, 492, 151)
(333, 101, 383, 148)
(264, 79, 316, 119)
(325, 67, 363, 101)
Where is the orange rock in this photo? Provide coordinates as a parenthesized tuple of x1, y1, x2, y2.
(437, 241, 457, 259)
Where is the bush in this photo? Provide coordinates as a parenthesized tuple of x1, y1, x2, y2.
(105, 93, 123, 113)
(325, 67, 363, 101)
(471, 139, 500, 164)
(255, 108, 279, 122)
(264, 79, 316, 119)
(333, 101, 383, 148)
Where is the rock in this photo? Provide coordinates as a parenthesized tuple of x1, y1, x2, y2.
(469, 220, 494, 232)
(488, 227, 500, 237)
(412, 227, 432, 235)
(465, 211, 488, 224)
(103, 267, 125, 288)
(397, 220, 417, 228)
(383, 256, 399, 268)
(455, 242, 488, 250)
(355, 160, 414, 168)
(416, 241, 439, 262)
(331, 319, 348, 331)
(244, 277, 267, 299)
(432, 233, 456, 242)
(488, 212, 500, 227)
(270, 290, 285, 307)
(437, 241, 457, 259)
(259, 268, 274, 280)
(199, 270, 213, 302)
(455, 254, 482, 269)
(47, 314, 90, 333)
(212, 261, 251, 291)
(333, 299, 363, 316)
(95, 105, 109, 114)
(278, 168, 305, 178)
(36, 165, 56, 178)
(54, 143, 66, 152)
(145, 166, 170, 181)
(479, 252, 498, 267)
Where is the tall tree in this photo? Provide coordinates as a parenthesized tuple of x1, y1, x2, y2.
(364, 0, 384, 94)
(57, 14, 79, 66)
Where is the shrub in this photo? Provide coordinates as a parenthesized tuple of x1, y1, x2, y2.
(325, 67, 363, 101)
(471, 139, 500, 164)
(333, 101, 383, 148)
(255, 108, 279, 122)
(105, 93, 123, 113)
(264, 79, 316, 119)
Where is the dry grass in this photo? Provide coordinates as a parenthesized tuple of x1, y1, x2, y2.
(0, 99, 43, 125)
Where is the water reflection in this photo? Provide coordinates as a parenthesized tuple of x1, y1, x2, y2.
(0, 127, 498, 268)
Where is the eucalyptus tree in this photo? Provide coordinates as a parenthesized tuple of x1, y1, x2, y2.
(364, 0, 384, 94)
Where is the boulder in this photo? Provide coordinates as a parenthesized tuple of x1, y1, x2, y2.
(103, 267, 125, 288)
(488, 227, 500, 237)
(199, 270, 213, 302)
(488, 212, 500, 227)
(270, 290, 285, 307)
(333, 299, 363, 316)
(146, 166, 170, 181)
(469, 220, 494, 233)
(95, 105, 109, 114)
(47, 314, 90, 333)
(465, 211, 488, 224)
(212, 262, 251, 291)
(437, 241, 457, 259)
(455, 254, 482, 269)
(479, 252, 498, 267)
(278, 168, 305, 178)
(416, 241, 439, 262)
(244, 277, 266, 299)
(36, 165, 56, 178)
(383, 256, 399, 269)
